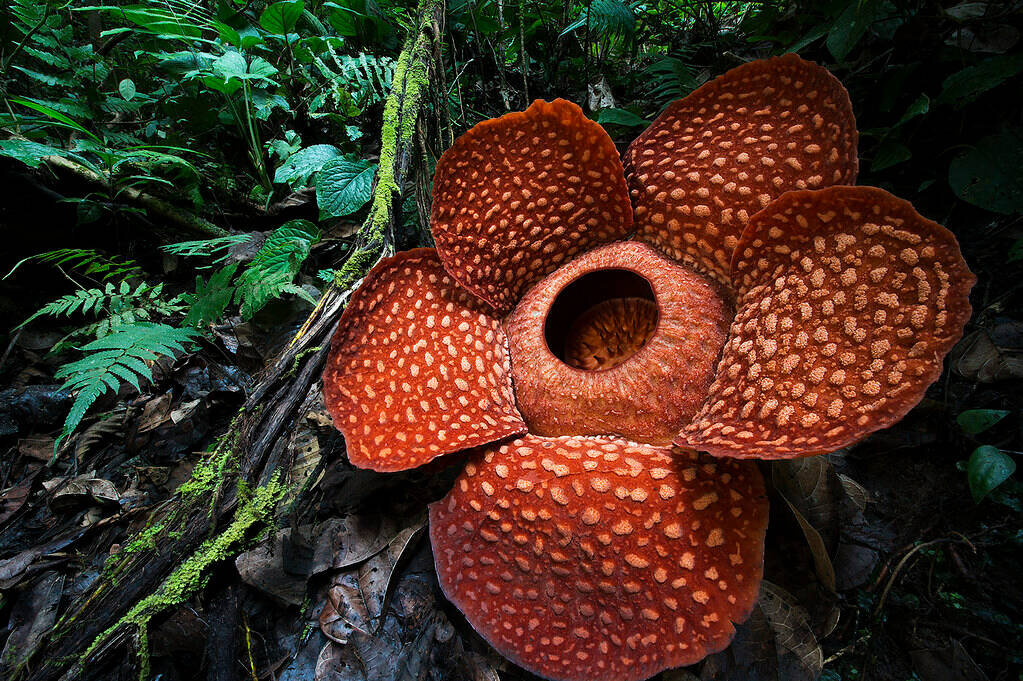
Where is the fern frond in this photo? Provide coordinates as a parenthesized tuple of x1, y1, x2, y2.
(21, 45, 71, 69)
(18, 288, 111, 328)
(561, 0, 637, 42)
(162, 234, 253, 260)
(642, 56, 704, 104)
(5, 248, 144, 282)
(53, 323, 199, 450)
(17, 278, 186, 349)
(232, 220, 320, 320)
(182, 263, 238, 327)
(311, 50, 396, 113)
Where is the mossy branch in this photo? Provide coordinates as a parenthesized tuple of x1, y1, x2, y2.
(333, 0, 444, 291)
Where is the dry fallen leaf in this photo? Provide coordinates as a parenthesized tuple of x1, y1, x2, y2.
(759, 581, 824, 681)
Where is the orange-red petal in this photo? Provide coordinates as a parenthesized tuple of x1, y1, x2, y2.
(677, 187, 975, 459)
(432, 99, 633, 314)
(321, 248, 526, 472)
(625, 53, 858, 286)
(429, 435, 768, 681)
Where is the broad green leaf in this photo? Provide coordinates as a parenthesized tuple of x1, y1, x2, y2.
(248, 56, 279, 81)
(596, 108, 648, 128)
(896, 93, 929, 126)
(260, 1, 305, 35)
(9, 97, 102, 143)
(237, 25, 265, 50)
(316, 158, 377, 217)
(967, 445, 1016, 503)
(325, 1, 361, 36)
(957, 409, 1010, 435)
(0, 140, 68, 168)
(212, 51, 249, 82)
(826, 0, 884, 61)
(939, 54, 1023, 109)
(949, 129, 1023, 214)
(871, 140, 911, 171)
(117, 5, 203, 39)
(216, 22, 241, 46)
(252, 92, 291, 120)
(119, 78, 137, 101)
(273, 144, 343, 187)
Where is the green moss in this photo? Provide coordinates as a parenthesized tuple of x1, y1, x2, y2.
(123, 524, 164, 554)
(289, 345, 323, 377)
(177, 421, 242, 507)
(334, 0, 439, 293)
(78, 477, 288, 669)
(136, 625, 150, 681)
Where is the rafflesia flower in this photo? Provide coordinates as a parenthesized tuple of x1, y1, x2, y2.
(322, 54, 975, 681)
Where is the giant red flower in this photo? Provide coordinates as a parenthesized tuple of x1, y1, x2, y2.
(321, 54, 974, 681)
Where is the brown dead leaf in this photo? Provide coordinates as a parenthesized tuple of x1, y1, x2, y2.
(773, 458, 842, 550)
(47, 475, 119, 512)
(837, 474, 872, 512)
(17, 435, 54, 461)
(137, 392, 173, 432)
(170, 399, 201, 423)
(759, 581, 824, 681)
(773, 458, 841, 592)
(290, 414, 324, 491)
(700, 604, 778, 681)
(781, 496, 837, 592)
(0, 484, 31, 525)
(235, 529, 307, 606)
(318, 516, 426, 648)
(74, 409, 126, 460)
(0, 572, 64, 676)
(311, 515, 400, 575)
(911, 640, 989, 681)
(321, 574, 374, 643)
(951, 327, 1023, 383)
(357, 520, 426, 624)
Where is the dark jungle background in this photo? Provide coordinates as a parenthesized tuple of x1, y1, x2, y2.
(0, 1, 1020, 680)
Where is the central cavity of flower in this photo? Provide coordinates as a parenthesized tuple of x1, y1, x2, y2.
(505, 241, 732, 444)
(546, 268, 659, 371)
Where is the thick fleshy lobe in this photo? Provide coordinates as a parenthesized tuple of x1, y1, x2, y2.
(429, 435, 768, 681)
(678, 187, 976, 459)
(625, 53, 858, 285)
(505, 241, 731, 444)
(322, 249, 526, 472)
(432, 98, 633, 314)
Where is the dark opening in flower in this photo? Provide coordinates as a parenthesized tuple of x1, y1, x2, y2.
(546, 268, 658, 371)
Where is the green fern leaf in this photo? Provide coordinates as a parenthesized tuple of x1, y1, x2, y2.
(233, 220, 319, 320)
(53, 323, 198, 451)
(182, 263, 238, 327)
(162, 234, 253, 260)
(5, 249, 143, 282)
